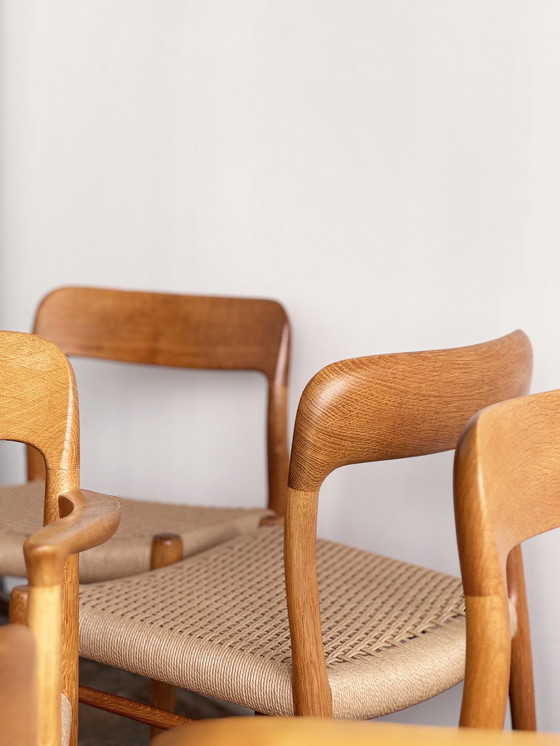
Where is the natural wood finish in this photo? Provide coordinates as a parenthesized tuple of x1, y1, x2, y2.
(0, 331, 121, 745)
(454, 389, 560, 728)
(9, 584, 29, 624)
(150, 534, 184, 740)
(285, 488, 332, 717)
(25, 489, 121, 587)
(285, 331, 532, 717)
(0, 331, 79, 746)
(152, 717, 560, 746)
(25, 489, 120, 746)
(151, 533, 184, 571)
(79, 687, 194, 730)
(507, 546, 537, 730)
(30, 285, 291, 515)
(288, 331, 532, 491)
(0, 625, 38, 746)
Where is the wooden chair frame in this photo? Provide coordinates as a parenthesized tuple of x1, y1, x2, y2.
(454, 389, 560, 729)
(284, 330, 532, 718)
(41, 330, 531, 735)
(0, 331, 120, 746)
(28, 286, 291, 515)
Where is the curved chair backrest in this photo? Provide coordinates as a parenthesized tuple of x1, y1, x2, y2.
(284, 331, 533, 716)
(454, 388, 560, 729)
(0, 330, 82, 745)
(31, 286, 291, 514)
(288, 331, 532, 491)
(0, 330, 79, 521)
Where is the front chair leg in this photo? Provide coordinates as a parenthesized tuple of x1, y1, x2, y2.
(507, 545, 537, 730)
(149, 534, 183, 741)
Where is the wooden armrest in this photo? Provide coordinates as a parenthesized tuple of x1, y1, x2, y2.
(24, 489, 120, 586)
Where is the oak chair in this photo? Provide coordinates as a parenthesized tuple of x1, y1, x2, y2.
(152, 717, 560, 746)
(0, 330, 120, 746)
(0, 285, 290, 583)
(75, 331, 531, 730)
(454, 388, 560, 729)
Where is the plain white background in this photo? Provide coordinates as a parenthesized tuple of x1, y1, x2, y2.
(1, 0, 559, 729)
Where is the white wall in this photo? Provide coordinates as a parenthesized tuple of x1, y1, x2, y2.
(1, 0, 559, 729)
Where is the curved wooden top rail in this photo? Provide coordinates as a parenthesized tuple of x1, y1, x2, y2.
(288, 331, 532, 492)
(0, 331, 79, 472)
(34, 286, 290, 382)
(455, 388, 560, 596)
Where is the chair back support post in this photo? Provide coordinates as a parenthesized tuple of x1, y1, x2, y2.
(455, 388, 560, 729)
(0, 331, 80, 746)
(285, 331, 532, 717)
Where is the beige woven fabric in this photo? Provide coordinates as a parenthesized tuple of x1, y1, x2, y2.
(61, 693, 71, 746)
(80, 527, 467, 718)
(0, 482, 271, 582)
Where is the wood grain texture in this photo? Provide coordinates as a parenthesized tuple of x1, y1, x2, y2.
(285, 331, 532, 717)
(152, 717, 560, 746)
(24, 492, 120, 746)
(288, 331, 532, 492)
(0, 331, 121, 746)
(0, 331, 79, 745)
(25, 490, 121, 587)
(78, 687, 194, 730)
(507, 546, 536, 730)
(0, 331, 79, 483)
(150, 534, 184, 739)
(454, 389, 560, 728)
(30, 285, 291, 515)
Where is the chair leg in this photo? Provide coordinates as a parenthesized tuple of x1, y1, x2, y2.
(507, 546, 537, 730)
(149, 534, 183, 741)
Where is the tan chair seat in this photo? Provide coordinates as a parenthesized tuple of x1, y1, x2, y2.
(0, 482, 271, 582)
(79, 527, 466, 718)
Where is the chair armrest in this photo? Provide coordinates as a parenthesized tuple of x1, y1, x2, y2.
(24, 489, 120, 586)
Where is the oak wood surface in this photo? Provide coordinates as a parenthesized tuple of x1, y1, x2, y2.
(0, 331, 121, 745)
(507, 546, 537, 730)
(454, 389, 560, 729)
(150, 534, 184, 739)
(285, 331, 532, 718)
(31, 285, 291, 515)
(9, 584, 29, 625)
(78, 686, 194, 730)
(0, 625, 38, 746)
(152, 718, 560, 746)
(0, 331, 80, 745)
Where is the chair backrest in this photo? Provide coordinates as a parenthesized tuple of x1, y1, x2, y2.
(0, 330, 81, 745)
(288, 330, 532, 491)
(30, 285, 291, 514)
(284, 331, 533, 717)
(0, 330, 79, 520)
(454, 388, 560, 728)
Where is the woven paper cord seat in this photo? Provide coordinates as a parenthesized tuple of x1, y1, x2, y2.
(75, 331, 532, 727)
(79, 527, 466, 718)
(0, 481, 271, 582)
